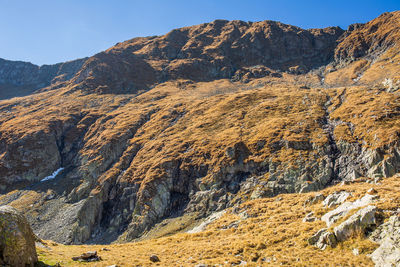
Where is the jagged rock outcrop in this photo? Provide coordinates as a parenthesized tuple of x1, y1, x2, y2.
(0, 205, 38, 266)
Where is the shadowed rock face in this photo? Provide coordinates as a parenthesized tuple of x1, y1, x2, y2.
(0, 12, 400, 245)
(0, 57, 87, 99)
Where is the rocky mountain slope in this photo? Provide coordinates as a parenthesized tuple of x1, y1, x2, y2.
(0, 57, 87, 99)
(0, 11, 399, 255)
(36, 176, 400, 266)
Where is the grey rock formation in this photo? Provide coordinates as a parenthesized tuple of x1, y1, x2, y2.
(304, 193, 325, 206)
(322, 194, 378, 227)
(370, 215, 400, 267)
(0, 205, 37, 266)
(323, 191, 350, 208)
(333, 205, 378, 242)
(308, 228, 337, 250)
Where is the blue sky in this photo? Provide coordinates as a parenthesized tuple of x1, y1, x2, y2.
(0, 0, 398, 65)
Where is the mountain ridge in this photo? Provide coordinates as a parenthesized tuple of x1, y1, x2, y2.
(0, 57, 88, 99)
(0, 11, 399, 250)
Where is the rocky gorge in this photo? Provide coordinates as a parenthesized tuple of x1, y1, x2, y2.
(0, 10, 399, 266)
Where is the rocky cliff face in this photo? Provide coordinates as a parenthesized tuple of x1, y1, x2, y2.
(0, 11, 400, 246)
(0, 57, 87, 99)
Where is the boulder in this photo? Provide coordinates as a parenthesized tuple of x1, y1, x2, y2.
(322, 193, 378, 227)
(322, 191, 350, 208)
(150, 254, 160, 262)
(303, 212, 317, 222)
(72, 251, 101, 262)
(369, 215, 400, 267)
(333, 205, 378, 242)
(0, 205, 38, 266)
(308, 228, 337, 250)
(304, 193, 325, 206)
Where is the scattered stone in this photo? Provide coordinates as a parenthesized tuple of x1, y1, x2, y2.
(334, 205, 378, 242)
(323, 191, 350, 208)
(322, 194, 378, 227)
(222, 221, 240, 229)
(367, 188, 377, 194)
(369, 215, 400, 267)
(101, 247, 111, 251)
(150, 254, 160, 262)
(0, 205, 38, 267)
(72, 251, 101, 262)
(275, 196, 283, 202)
(194, 264, 208, 267)
(308, 228, 337, 250)
(352, 248, 359, 255)
(303, 212, 317, 222)
(107, 265, 118, 267)
(304, 193, 325, 206)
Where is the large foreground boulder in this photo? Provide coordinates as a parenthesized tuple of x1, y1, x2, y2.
(0, 206, 38, 266)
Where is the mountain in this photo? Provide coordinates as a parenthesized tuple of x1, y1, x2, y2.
(72, 20, 343, 94)
(0, 57, 87, 99)
(0, 11, 399, 256)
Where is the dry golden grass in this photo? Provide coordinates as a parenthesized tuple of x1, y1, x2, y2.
(329, 86, 400, 148)
(37, 176, 400, 266)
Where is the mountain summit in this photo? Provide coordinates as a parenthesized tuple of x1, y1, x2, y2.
(0, 12, 399, 261)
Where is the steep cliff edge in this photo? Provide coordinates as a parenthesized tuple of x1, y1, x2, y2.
(0, 11, 399, 246)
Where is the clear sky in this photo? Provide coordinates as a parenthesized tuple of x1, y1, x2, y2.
(0, 0, 399, 65)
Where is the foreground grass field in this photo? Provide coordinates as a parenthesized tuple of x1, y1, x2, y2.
(37, 176, 400, 266)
